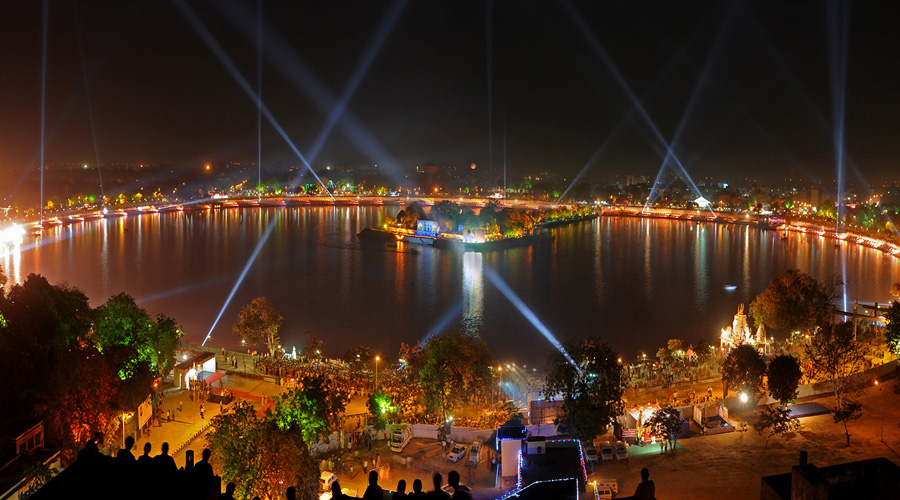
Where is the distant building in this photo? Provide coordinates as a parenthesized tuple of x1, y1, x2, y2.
(761, 451, 900, 500)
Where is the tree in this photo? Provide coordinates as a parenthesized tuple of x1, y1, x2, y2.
(753, 405, 800, 448)
(304, 332, 324, 361)
(722, 344, 766, 400)
(207, 402, 318, 500)
(93, 293, 183, 379)
(232, 297, 282, 355)
(367, 392, 392, 430)
(767, 355, 802, 405)
(832, 400, 862, 446)
(419, 330, 493, 420)
(647, 406, 683, 451)
(343, 345, 373, 371)
(890, 282, 900, 297)
(749, 270, 840, 336)
(885, 301, 900, 355)
(268, 373, 348, 443)
(805, 321, 866, 410)
(543, 336, 624, 442)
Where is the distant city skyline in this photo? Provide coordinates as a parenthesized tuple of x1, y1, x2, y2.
(2, 1, 899, 188)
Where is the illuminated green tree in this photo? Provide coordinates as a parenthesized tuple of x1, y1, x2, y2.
(232, 296, 282, 355)
(93, 293, 183, 378)
(268, 374, 348, 443)
(367, 392, 392, 430)
(207, 402, 318, 500)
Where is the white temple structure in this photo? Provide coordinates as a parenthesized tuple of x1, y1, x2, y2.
(720, 304, 771, 353)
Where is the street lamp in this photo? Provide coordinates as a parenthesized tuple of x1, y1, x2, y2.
(875, 380, 883, 443)
(374, 356, 380, 391)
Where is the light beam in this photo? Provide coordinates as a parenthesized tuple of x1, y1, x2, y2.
(171, 0, 333, 200)
(201, 213, 280, 346)
(483, 267, 580, 372)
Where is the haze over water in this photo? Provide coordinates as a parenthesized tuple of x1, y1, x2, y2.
(6, 206, 899, 365)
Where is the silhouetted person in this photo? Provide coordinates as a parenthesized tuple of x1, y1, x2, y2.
(362, 470, 384, 500)
(427, 473, 451, 499)
(137, 442, 153, 468)
(286, 486, 296, 500)
(219, 482, 236, 500)
(408, 479, 426, 500)
(633, 467, 657, 500)
(393, 479, 408, 499)
(447, 471, 472, 500)
(153, 442, 178, 475)
(194, 448, 213, 479)
(330, 481, 346, 500)
(117, 436, 136, 464)
(78, 432, 104, 461)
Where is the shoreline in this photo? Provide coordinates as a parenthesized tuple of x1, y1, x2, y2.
(603, 207, 900, 259)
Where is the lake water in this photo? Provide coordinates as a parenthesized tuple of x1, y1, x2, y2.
(5, 207, 899, 366)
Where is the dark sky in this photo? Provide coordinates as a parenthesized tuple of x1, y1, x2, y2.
(1, 0, 898, 185)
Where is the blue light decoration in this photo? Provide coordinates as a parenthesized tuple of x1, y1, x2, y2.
(494, 478, 580, 500)
(493, 434, 589, 499)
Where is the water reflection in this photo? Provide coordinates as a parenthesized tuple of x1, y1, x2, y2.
(462, 251, 484, 333)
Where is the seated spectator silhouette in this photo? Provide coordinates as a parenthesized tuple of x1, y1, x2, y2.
(219, 482, 237, 500)
(194, 448, 214, 480)
(447, 471, 472, 500)
(362, 470, 383, 500)
(408, 478, 426, 499)
(152, 442, 178, 475)
(330, 481, 346, 500)
(117, 436, 136, 464)
(286, 486, 296, 500)
(393, 479, 408, 499)
(137, 442, 153, 468)
(78, 432, 104, 461)
(427, 473, 451, 499)
(633, 467, 657, 500)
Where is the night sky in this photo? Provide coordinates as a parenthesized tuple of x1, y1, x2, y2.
(1, 0, 898, 184)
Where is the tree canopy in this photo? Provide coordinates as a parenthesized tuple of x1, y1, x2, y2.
(722, 344, 766, 400)
(0, 274, 176, 459)
(207, 402, 318, 500)
(268, 373, 349, 444)
(93, 292, 182, 380)
(767, 355, 802, 405)
(419, 330, 493, 420)
(543, 336, 624, 442)
(232, 297, 282, 355)
(749, 270, 840, 335)
(885, 301, 900, 355)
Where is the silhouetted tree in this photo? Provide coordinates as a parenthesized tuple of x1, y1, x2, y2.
(885, 301, 900, 355)
(232, 297, 282, 355)
(767, 355, 802, 405)
(647, 406, 683, 451)
(749, 270, 840, 336)
(543, 337, 624, 442)
(722, 344, 766, 400)
(753, 406, 800, 448)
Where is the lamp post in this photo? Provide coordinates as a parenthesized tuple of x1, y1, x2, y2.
(876, 380, 883, 443)
(374, 356, 380, 392)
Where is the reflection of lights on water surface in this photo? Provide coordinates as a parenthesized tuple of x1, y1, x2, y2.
(0, 223, 26, 285)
